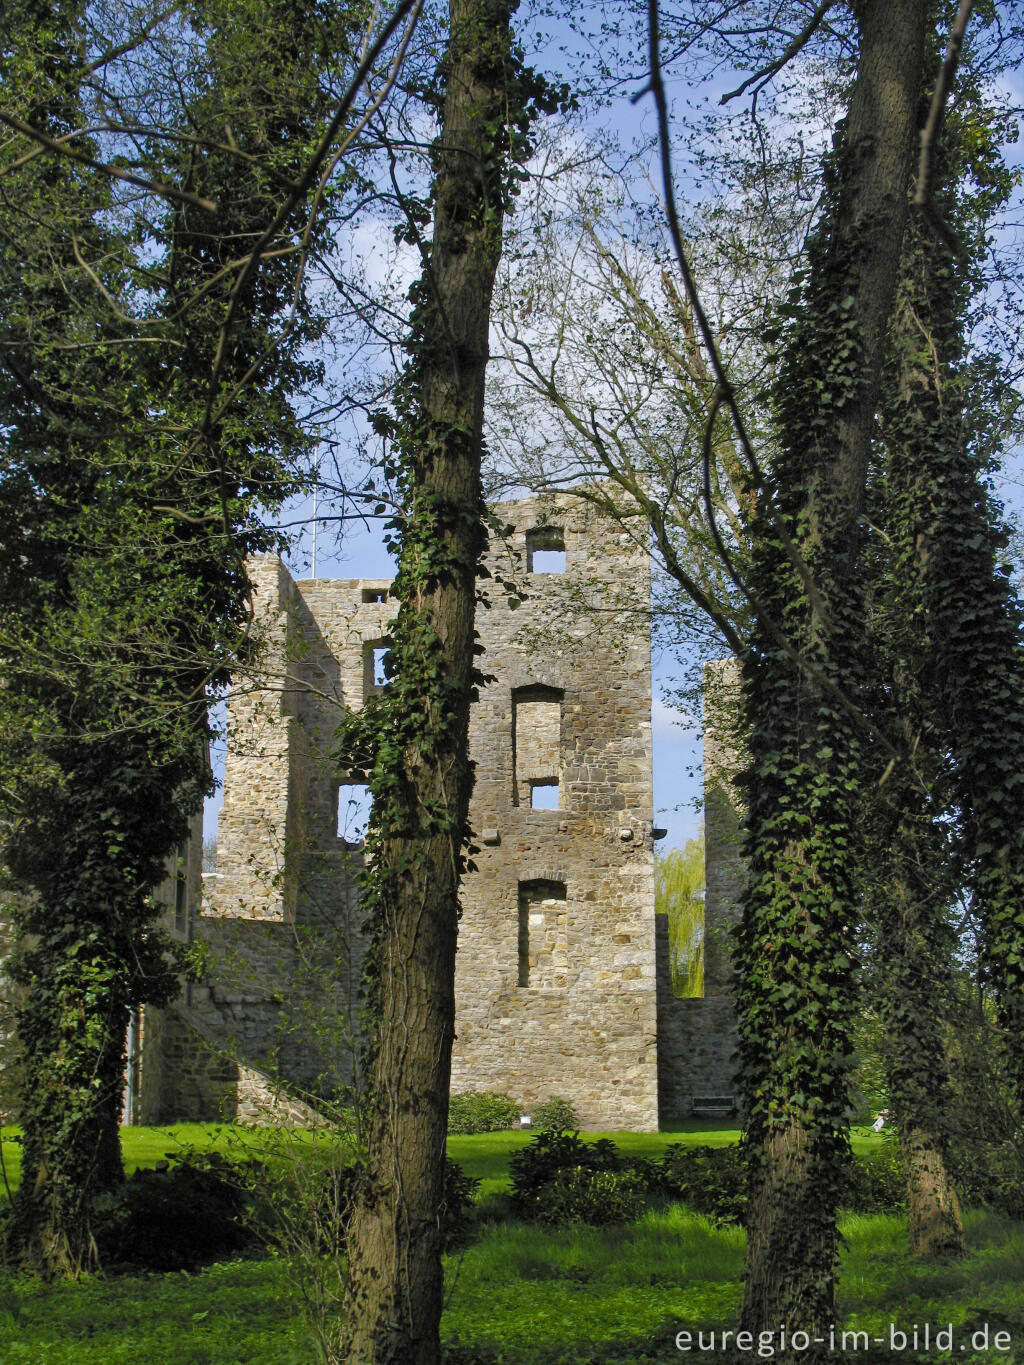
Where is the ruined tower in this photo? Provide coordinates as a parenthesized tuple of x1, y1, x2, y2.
(150, 493, 664, 1129)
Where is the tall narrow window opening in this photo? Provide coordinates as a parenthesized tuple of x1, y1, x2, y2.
(517, 879, 567, 987)
(173, 839, 188, 935)
(362, 638, 391, 698)
(512, 684, 563, 809)
(337, 782, 372, 846)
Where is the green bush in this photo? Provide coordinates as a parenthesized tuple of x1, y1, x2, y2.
(844, 1144, 906, 1214)
(448, 1091, 521, 1135)
(531, 1097, 580, 1132)
(950, 1140, 1024, 1218)
(658, 1144, 746, 1225)
(657, 1141, 913, 1224)
(94, 1153, 255, 1271)
(510, 1130, 622, 1213)
(532, 1166, 647, 1226)
(259, 1154, 479, 1254)
(440, 1158, 483, 1247)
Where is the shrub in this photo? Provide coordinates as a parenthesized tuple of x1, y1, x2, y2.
(439, 1158, 482, 1247)
(448, 1091, 521, 1135)
(509, 1130, 623, 1217)
(259, 1153, 479, 1254)
(531, 1097, 580, 1132)
(94, 1153, 255, 1271)
(844, 1144, 905, 1214)
(950, 1140, 1024, 1218)
(658, 1144, 746, 1226)
(657, 1141, 914, 1224)
(532, 1166, 647, 1226)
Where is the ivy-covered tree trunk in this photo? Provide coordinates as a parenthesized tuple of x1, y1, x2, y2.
(869, 57, 1023, 1248)
(880, 110, 1024, 1115)
(4, 937, 132, 1275)
(737, 0, 928, 1347)
(864, 774, 965, 1257)
(338, 4, 520, 1362)
(2, 758, 199, 1276)
(1, 0, 343, 1277)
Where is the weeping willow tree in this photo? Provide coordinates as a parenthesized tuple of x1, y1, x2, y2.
(656, 835, 705, 997)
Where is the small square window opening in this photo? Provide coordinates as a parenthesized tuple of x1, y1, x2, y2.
(337, 783, 372, 844)
(526, 527, 566, 573)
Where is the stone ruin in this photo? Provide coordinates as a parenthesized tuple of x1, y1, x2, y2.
(126, 494, 743, 1130)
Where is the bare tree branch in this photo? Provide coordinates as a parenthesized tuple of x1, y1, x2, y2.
(0, 109, 218, 211)
(915, 0, 976, 208)
(719, 1, 840, 105)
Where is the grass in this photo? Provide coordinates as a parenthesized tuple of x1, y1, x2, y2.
(0, 1123, 1018, 1364)
(444, 1205, 745, 1362)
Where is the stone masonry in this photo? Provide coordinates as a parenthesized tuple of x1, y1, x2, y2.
(656, 660, 743, 1116)
(141, 495, 743, 1128)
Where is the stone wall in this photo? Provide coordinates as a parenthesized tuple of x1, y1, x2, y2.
(131, 806, 205, 1123)
(144, 501, 750, 1131)
(150, 494, 662, 1130)
(655, 660, 743, 1119)
(449, 496, 659, 1130)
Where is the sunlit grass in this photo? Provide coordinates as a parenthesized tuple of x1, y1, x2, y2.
(0, 1124, 1019, 1364)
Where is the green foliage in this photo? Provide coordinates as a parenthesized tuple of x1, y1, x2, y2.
(657, 1140, 907, 1226)
(655, 836, 704, 998)
(531, 1097, 580, 1133)
(848, 1011, 890, 1125)
(0, 1129, 1021, 1365)
(658, 1144, 747, 1226)
(528, 1167, 648, 1228)
(944, 983, 1024, 1220)
(844, 1147, 906, 1217)
(0, 0, 354, 1274)
(508, 1130, 666, 1228)
(92, 1155, 255, 1272)
(439, 1160, 484, 1249)
(448, 1092, 521, 1135)
(509, 1131, 624, 1218)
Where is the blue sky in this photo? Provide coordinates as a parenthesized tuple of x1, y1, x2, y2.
(202, 4, 1021, 859)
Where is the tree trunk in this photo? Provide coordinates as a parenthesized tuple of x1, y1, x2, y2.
(4, 933, 127, 1278)
(876, 66, 1024, 1114)
(339, 4, 517, 1362)
(868, 796, 964, 1259)
(738, 0, 928, 1350)
(900, 1127, 964, 1258)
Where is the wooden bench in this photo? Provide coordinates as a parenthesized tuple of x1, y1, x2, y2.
(691, 1096, 737, 1118)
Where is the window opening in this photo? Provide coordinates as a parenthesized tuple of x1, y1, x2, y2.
(361, 588, 388, 604)
(529, 780, 559, 810)
(517, 879, 567, 987)
(512, 685, 563, 808)
(526, 527, 566, 573)
(337, 783, 372, 845)
(362, 638, 391, 698)
(173, 839, 188, 935)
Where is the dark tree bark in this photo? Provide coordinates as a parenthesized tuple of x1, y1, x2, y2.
(737, 0, 929, 1348)
(338, 4, 519, 1362)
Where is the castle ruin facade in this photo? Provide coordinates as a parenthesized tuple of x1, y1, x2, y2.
(135, 495, 742, 1129)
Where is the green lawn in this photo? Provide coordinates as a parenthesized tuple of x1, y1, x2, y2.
(0, 1123, 1018, 1365)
